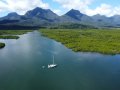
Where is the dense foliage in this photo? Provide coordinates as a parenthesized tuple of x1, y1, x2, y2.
(49, 23, 96, 29)
(40, 29, 120, 54)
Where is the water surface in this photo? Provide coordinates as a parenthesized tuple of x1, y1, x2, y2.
(0, 31, 120, 90)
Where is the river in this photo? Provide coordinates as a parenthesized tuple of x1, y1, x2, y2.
(0, 31, 120, 90)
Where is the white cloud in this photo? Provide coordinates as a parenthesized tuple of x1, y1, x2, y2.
(0, 0, 120, 17)
(53, 0, 93, 13)
(86, 4, 120, 17)
(52, 9, 62, 15)
(53, 0, 120, 17)
(0, 0, 49, 15)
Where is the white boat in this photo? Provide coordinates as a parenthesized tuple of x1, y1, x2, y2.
(48, 56, 57, 68)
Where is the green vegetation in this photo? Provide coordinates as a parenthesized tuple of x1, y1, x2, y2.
(0, 30, 32, 35)
(0, 30, 32, 49)
(0, 30, 32, 39)
(48, 23, 96, 29)
(0, 43, 5, 48)
(40, 29, 120, 54)
(0, 35, 19, 39)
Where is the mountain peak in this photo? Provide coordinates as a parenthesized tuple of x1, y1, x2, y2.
(25, 7, 58, 21)
(7, 12, 19, 17)
(65, 9, 84, 20)
(0, 12, 21, 20)
(25, 7, 55, 17)
(66, 9, 82, 15)
(33, 7, 43, 11)
(92, 14, 107, 19)
(25, 7, 45, 17)
(112, 15, 120, 17)
(95, 14, 106, 16)
(93, 14, 101, 16)
(34, 7, 41, 9)
(1, 7, 120, 28)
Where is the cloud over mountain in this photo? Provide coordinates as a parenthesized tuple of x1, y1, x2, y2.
(0, 0, 120, 17)
(0, 0, 49, 15)
(53, 0, 120, 17)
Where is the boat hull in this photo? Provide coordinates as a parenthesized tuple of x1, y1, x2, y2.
(48, 64, 57, 68)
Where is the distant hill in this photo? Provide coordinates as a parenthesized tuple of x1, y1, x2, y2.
(0, 7, 120, 29)
(0, 12, 21, 20)
(49, 23, 97, 29)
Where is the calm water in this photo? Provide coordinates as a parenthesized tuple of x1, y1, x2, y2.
(0, 31, 120, 90)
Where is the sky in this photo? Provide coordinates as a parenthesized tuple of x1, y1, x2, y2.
(0, 0, 120, 17)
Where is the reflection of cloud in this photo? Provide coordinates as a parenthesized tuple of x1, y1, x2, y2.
(17, 34, 31, 55)
(0, 39, 18, 58)
(75, 52, 108, 61)
(0, 33, 33, 59)
(48, 41, 62, 55)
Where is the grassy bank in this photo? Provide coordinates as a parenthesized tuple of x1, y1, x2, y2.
(0, 35, 19, 39)
(40, 29, 120, 54)
(0, 30, 32, 35)
(0, 30, 32, 49)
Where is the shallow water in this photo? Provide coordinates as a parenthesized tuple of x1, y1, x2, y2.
(0, 31, 120, 90)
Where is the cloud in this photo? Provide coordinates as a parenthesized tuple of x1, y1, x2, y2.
(86, 4, 120, 17)
(53, 0, 120, 16)
(0, 0, 120, 17)
(0, 0, 49, 15)
(53, 0, 93, 13)
(52, 9, 62, 15)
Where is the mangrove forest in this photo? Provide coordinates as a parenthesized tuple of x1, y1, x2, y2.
(40, 29, 120, 54)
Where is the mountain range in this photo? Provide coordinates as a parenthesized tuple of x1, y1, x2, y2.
(0, 7, 120, 29)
